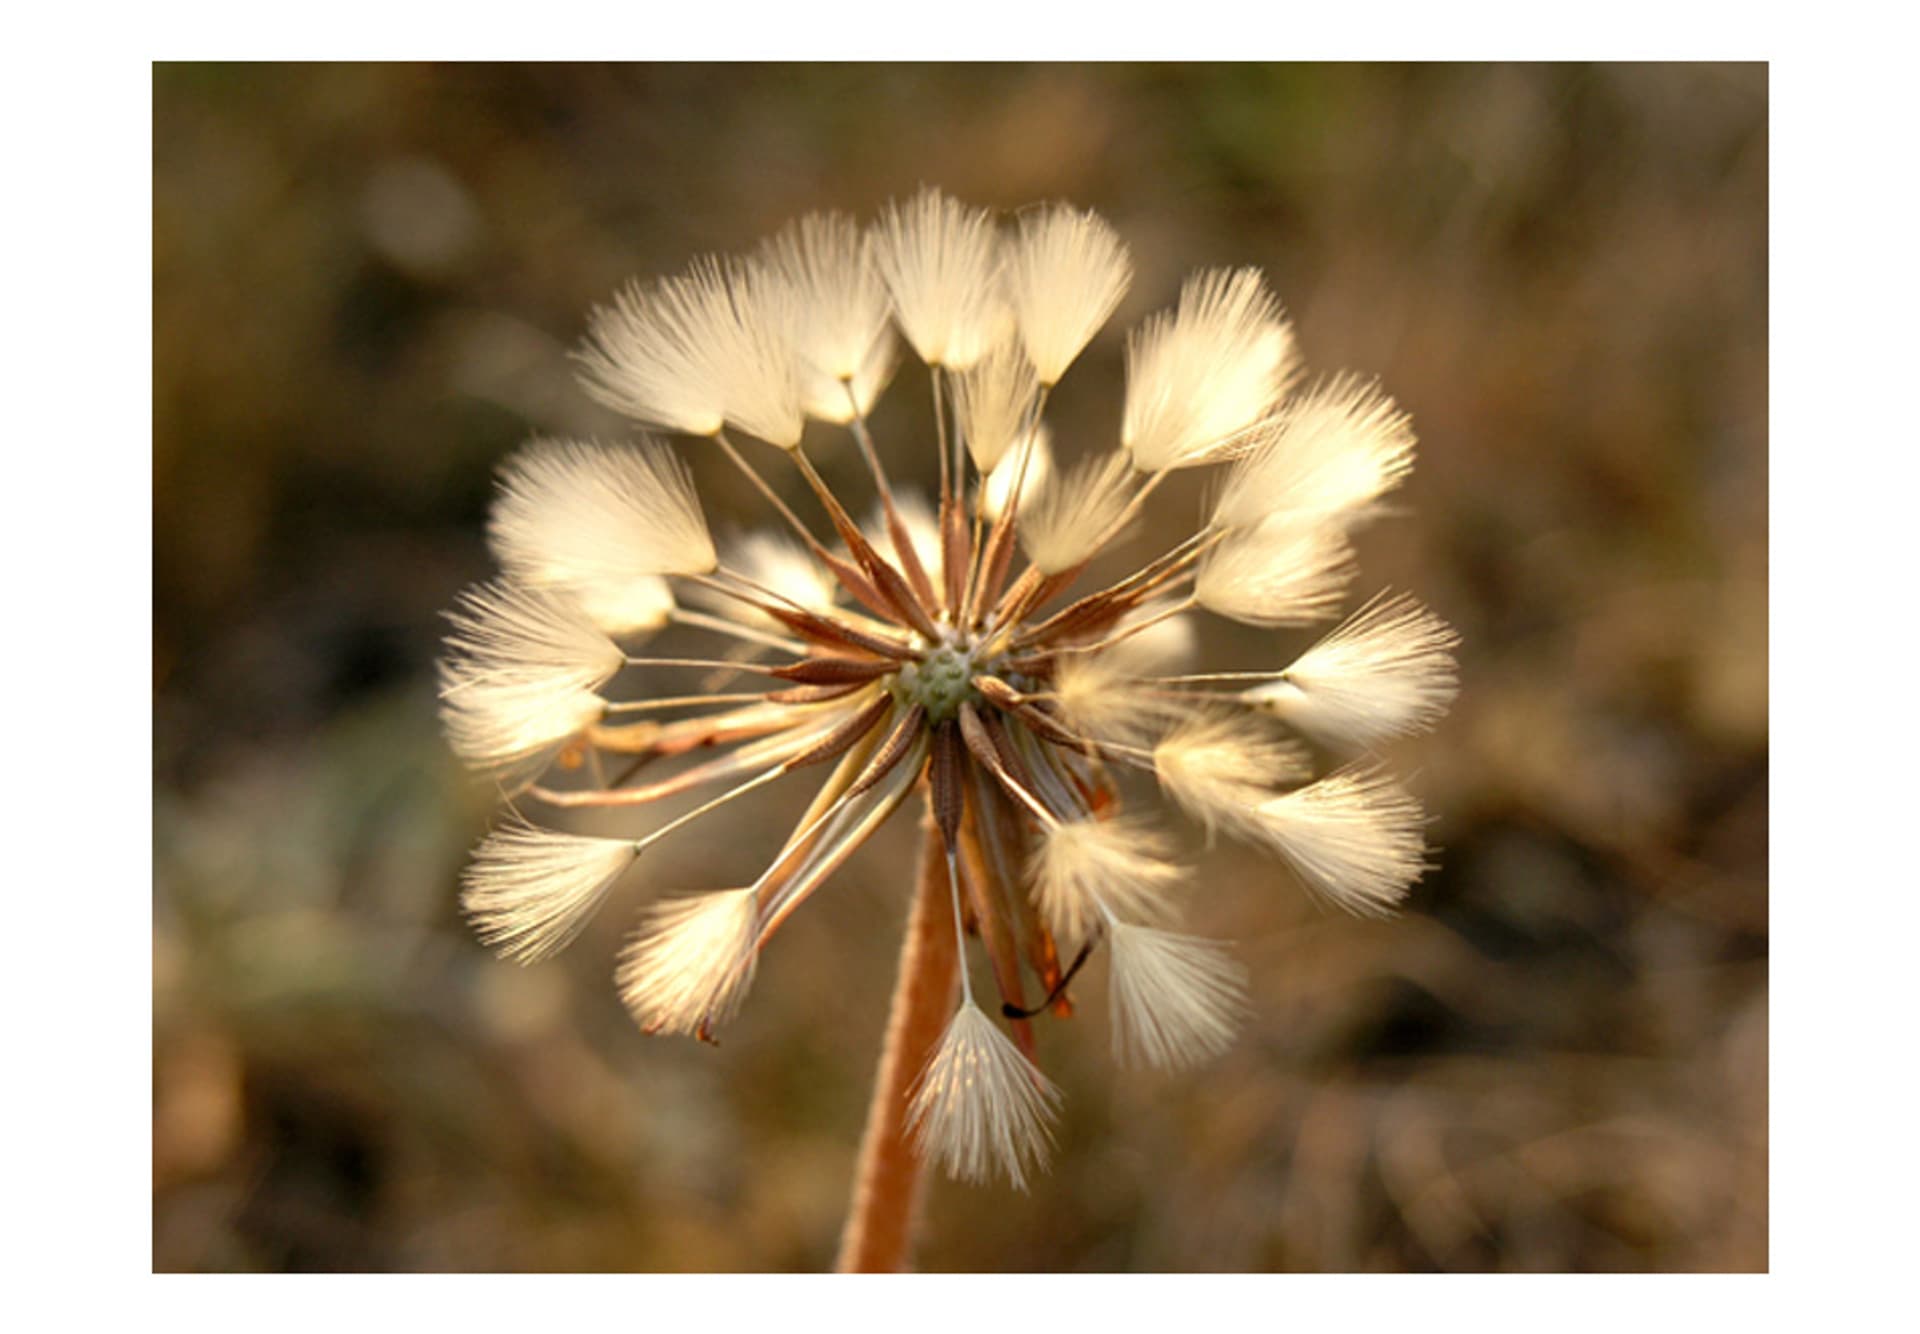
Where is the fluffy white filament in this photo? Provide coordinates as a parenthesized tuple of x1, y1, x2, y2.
(954, 336, 1041, 474)
(908, 1000, 1060, 1190)
(461, 818, 640, 963)
(1018, 451, 1135, 575)
(1031, 817, 1182, 945)
(711, 259, 808, 447)
(437, 581, 623, 781)
(1051, 651, 1164, 745)
(1104, 603, 1195, 673)
(691, 530, 842, 632)
(488, 438, 718, 602)
(616, 887, 761, 1036)
(1194, 515, 1355, 627)
(759, 211, 895, 384)
(1211, 376, 1416, 531)
(577, 265, 729, 437)
(438, 673, 605, 785)
(759, 213, 901, 425)
(869, 187, 1006, 370)
(1004, 203, 1132, 385)
(570, 574, 675, 638)
(1243, 592, 1460, 749)
(801, 321, 899, 425)
(441, 579, 625, 692)
(577, 256, 805, 448)
(1253, 766, 1428, 916)
(977, 427, 1052, 522)
(1107, 922, 1249, 1070)
(1122, 267, 1298, 472)
(1153, 711, 1309, 837)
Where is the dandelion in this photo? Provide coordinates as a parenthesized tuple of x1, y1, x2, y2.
(440, 189, 1456, 1270)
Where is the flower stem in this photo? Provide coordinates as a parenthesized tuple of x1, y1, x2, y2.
(834, 815, 959, 1272)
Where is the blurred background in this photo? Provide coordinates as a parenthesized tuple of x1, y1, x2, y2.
(153, 63, 1766, 1272)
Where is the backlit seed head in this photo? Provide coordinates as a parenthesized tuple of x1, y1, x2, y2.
(443, 192, 1453, 1193)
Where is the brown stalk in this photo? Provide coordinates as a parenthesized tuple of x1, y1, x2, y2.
(536, 701, 868, 808)
(780, 694, 895, 771)
(1008, 584, 1145, 651)
(815, 548, 915, 627)
(765, 681, 874, 705)
(955, 702, 1057, 828)
(1005, 529, 1210, 649)
(846, 706, 927, 800)
(762, 604, 917, 661)
(882, 505, 940, 610)
(770, 655, 899, 686)
(953, 788, 1037, 1059)
(794, 449, 944, 642)
(834, 816, 958, 1273)
(586, 703, 796, 759)
(844, 391, 941, 612)
(989, 566, 1083, 640)
(968, 764, 1069, 1015)
(940, 496, 970, 615)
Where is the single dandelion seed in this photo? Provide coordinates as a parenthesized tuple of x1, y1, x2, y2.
(953, 336, 1042, 476)
(461, 816, 641, 964)
(437, 580, 625, 787)
(1210, 374, 1417, 531)
(1018, 450, 1136, 575)
(1193, 513, 1357, 627)
(1004, 202, 1132, 387)
(1152, 710, 1311, 839)
(909, 999, 1061, 1191)
(1106, 921, 1250, 1071)
(977, 426, 1053, 523)
(868, 186, 1008, 372)
(1122, 267, 1298, 472)
(439, 191, 1457, 1270)
(1030, 816, 1184, 946)
(1252, 764, 1430, 916)
(1241, 591, 1460, 749)
(487, 436, 717, 594)
(617, 886, 762, 1038)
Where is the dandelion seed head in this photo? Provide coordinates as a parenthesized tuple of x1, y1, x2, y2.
(444, 191, 1456, 1191)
